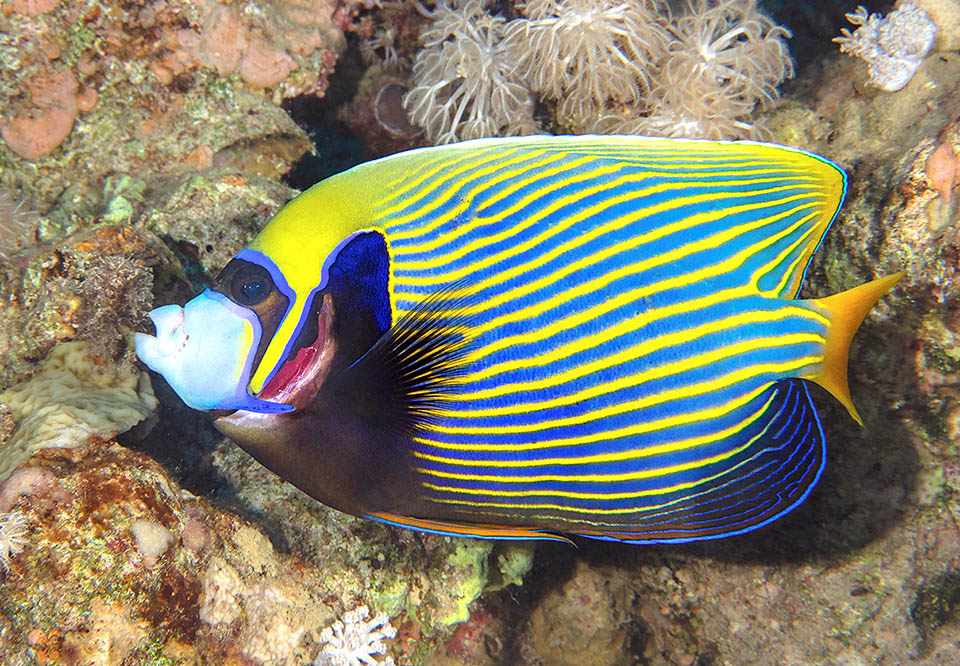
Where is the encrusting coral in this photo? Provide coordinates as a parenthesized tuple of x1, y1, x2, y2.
(404, 0, 795, 142)
(0, 341, 157, 481)
(0, 0, 336, 208)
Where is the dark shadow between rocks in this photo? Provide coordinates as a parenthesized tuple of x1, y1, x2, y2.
(118, 371, 228, 499)
(120, 373, 299, 554)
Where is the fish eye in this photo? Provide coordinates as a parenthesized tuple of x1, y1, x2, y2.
(230, 264, 273, 306)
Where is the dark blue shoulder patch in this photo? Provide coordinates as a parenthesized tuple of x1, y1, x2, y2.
(327, 231, 392, 336)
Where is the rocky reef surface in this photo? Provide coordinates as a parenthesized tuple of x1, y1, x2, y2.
(1, 0, 960, 664)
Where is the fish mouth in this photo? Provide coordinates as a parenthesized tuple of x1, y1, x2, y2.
(250, 294, 337, 412)
(134, 304, 187, 365)
(135, 291, 292, 414)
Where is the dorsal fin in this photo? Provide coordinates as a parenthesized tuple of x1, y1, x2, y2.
(803, 273, 903, 425)
(358, 136, 848, 299)
(331, 282, 476, 435)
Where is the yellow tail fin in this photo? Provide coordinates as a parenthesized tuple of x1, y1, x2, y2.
(805, 273, 903, 426)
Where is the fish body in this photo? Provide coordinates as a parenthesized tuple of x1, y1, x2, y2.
(135, 135, 900, 544)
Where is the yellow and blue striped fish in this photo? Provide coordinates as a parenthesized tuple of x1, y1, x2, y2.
(135, 135, 900, 544)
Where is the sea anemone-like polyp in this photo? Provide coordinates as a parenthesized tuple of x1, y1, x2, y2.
(403, 0, 539, 144)
(0, 189, 36, 261)
(502, 0, 669, 127)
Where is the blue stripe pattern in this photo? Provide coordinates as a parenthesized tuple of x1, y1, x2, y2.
(350, 136, 843, 542)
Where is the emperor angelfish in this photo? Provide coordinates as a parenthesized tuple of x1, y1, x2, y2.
(135, 135, 901, 545)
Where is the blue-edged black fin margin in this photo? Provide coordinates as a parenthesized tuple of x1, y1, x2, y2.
(571, 379, 827, 545)
(367, 381, 824, 547)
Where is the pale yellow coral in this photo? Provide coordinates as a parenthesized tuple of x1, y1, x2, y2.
(0, 341, 157, 481)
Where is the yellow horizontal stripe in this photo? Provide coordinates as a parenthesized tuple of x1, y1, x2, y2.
(392, 180, 824, 283)
(416, 391, 774, 467)
(387, 217, 826, 419)
(456, 211, 821, 375)
(379, 148, 553, 233)
(373, 147, 528, 220)
(436, 211, 816, 385)
(379, 146, 809, 215)
(415, 382, 774, 455)
(421, 437, 771, 506)
(435, 329, 824, 418)
(419, 405, 776, 487)
(396, 191, 817, 337)
(424, 495, 726, 516)
(422, 436, 794, 512)
(758, 219, 830, 298)
(753, 219, 822, 297)
(423, 478, 742, 515)
(449, 304, 828, 402)
(377, 150, 452, 193)
(422, 355, 819, 436)
(393, 171, 816, 259)
(389, 155, 615, 251)
(374, 150, 480, 209)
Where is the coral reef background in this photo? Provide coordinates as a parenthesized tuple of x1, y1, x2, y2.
(2, 0, 960, 664)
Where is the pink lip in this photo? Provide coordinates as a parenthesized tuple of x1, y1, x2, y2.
(257, 304, 333, 410)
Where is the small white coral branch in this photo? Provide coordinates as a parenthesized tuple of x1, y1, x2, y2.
(834, 3, 937, 91)
(315, 605, 397, 666)
(0, 511, 28, 573)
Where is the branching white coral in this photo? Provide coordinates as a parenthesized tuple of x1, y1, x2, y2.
(834, 3, 937, 92)
(0, 511, 28, 573)
(314, 605, 397, 666)
(503, 0, 669, 126)
(597, 0, 793, 139)
(403, 0, 538, 144)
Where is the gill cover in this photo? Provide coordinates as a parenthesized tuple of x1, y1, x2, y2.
(134, 289, 292, 414)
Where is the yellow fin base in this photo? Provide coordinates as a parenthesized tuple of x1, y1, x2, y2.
(804, 273, 904, 426)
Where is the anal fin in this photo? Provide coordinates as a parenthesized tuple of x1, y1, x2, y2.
(366, 511, 573, 544)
